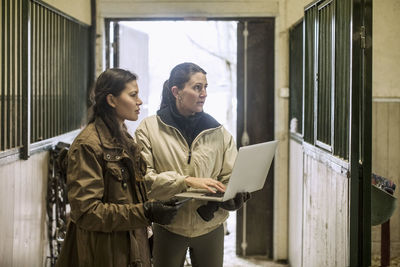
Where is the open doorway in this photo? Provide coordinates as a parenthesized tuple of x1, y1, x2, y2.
(106, 20, 237, 141)
(106, 19, 242, 264)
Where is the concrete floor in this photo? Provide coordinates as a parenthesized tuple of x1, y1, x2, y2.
(222, 211, 288, 267)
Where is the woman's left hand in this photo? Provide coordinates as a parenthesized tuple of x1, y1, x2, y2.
(220, 192, 251, 211)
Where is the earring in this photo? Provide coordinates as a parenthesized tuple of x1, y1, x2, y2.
(178, 95, 183, 102)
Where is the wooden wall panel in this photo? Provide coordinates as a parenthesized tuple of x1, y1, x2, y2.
(302, 152, 349, 267)
(0, 162, 16, 266)
(371, 100, 400, 257)
(0, 152, 49, 267)
(288, 139, 304, 267)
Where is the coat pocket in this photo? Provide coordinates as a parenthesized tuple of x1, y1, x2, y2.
(104, 162, 130, 203)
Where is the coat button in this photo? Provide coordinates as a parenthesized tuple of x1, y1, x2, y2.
(106, 154, 111, 159)
(122, 182, 127, 189)
(121, 168, 125, 173)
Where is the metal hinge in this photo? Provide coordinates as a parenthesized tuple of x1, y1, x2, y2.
(360, 26, 366, 49)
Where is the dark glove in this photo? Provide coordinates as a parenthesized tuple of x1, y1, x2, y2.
(196, 201, 220, 221)
(220, 192, 251, 211)
(143, 200, 179, 225)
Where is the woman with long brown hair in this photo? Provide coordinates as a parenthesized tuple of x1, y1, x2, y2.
(56, 68, 178, 267)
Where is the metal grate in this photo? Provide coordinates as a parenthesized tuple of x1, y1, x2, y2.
(0, 0, 23, 151)
(30, 1, 89, 143)
(316, 0, 334, 149)
(304, 5, 317, 144)
(0, 0, 90, 156)
(333, 0, 351, 159)
(304, 0, 351, 160)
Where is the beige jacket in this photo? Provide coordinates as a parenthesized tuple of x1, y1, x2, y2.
(135, 113, 237, 237)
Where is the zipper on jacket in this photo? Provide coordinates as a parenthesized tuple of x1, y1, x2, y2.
(187, 150, 192, 164)
(157, 116, 222, 165)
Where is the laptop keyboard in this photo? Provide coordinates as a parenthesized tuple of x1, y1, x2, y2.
(204, 191, 225, 197)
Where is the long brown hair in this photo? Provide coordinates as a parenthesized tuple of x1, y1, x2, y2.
(89, 68, 137, 148)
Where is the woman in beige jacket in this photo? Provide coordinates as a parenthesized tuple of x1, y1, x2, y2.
(135, 62, 250, 267)
(56, 68, 179, 267)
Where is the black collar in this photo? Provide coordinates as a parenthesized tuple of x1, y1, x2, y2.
(157, 105, 221, 144)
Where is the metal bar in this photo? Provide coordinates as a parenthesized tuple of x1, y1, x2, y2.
(72, 23, 76, 128)
(88, 0, 96, 106)
(44, 8, 48, 140)
(0, 0, 5, 150)
(362, 0, 372, 265)
(21, 0, 30, 159)
(350, 0, 372, 265)
(30, 1, 35, 142)
(113, 22, 120, 67)
(304, 6, 316, 143)
(50, 10, 54, 138)
(10, 0, 15, 148)
(6, 0, 10, 149)
(66, 20, 70, 130)
(330, 0, 336, 153)
(17, 0, 21, 147)
(47, 9, 52, 138)
(61, 17, 66, 133)
(313, 6, 318, 145)
(56, 13, 60, 136)
(105, 19, 110, 69)
(39, 4, 43, 142)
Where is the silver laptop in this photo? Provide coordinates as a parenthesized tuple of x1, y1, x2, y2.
(175, 140, 279, 202)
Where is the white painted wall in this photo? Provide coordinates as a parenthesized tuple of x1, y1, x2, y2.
(371, 0, 400, 261)
(373, 0, 400, 98)
(372, 101, 400, 259)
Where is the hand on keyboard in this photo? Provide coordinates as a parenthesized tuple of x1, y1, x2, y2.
(184, 177, 226, 193)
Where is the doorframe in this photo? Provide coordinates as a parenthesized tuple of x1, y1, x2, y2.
(349, 0, 372, 266)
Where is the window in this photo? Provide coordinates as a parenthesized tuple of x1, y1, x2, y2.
(304, 0, 350, 159)
(0, 0, 90, 159)
(289, 20, 303, 136)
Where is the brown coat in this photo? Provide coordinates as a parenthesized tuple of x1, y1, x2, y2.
(56, 117, 151, 267)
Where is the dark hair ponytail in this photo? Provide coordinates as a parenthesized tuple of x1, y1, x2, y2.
(160, 80, 174, 109)
(159, 62, 206, 110)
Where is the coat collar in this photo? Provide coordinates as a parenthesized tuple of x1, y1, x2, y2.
(156, 105, 221, 133)
(94, 117, 124, 150)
